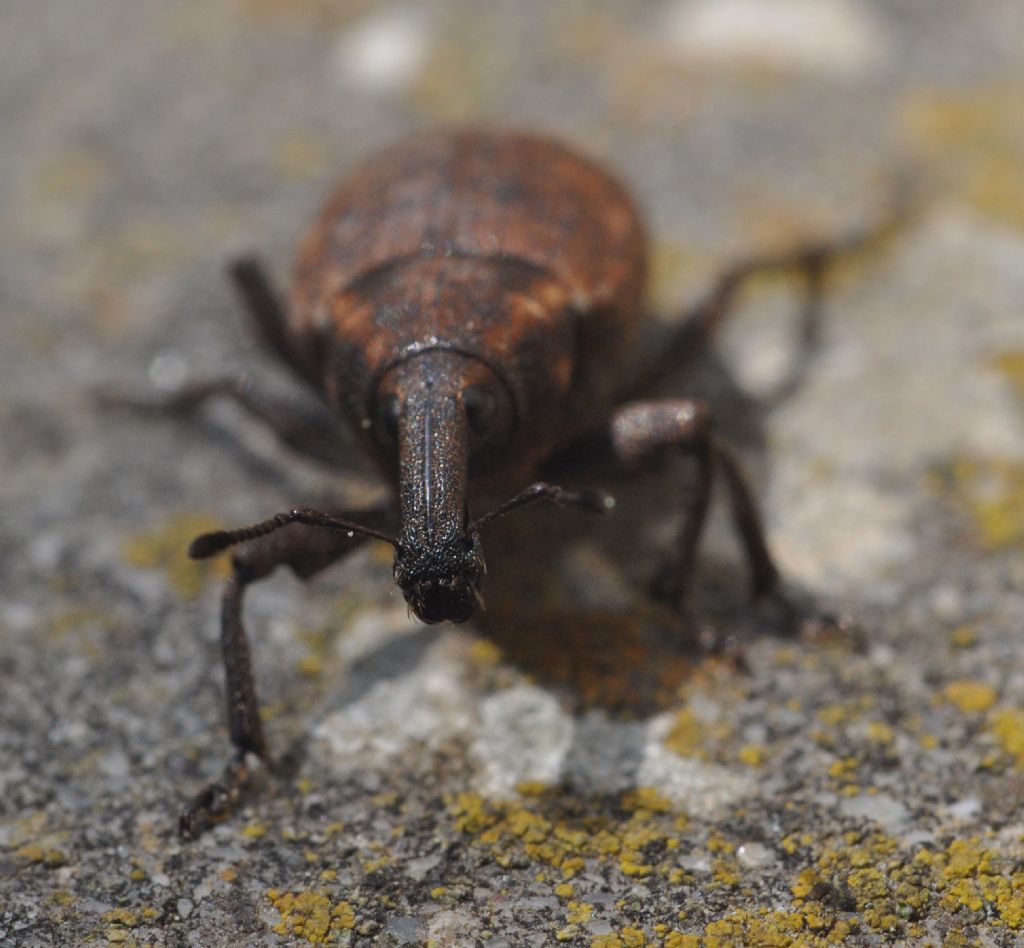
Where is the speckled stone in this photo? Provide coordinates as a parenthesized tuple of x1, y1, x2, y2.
(3, 1, 1024, 946)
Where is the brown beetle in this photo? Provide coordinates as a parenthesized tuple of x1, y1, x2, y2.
(170, 129, 882, 836)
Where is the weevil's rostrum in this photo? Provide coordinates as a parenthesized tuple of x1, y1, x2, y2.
(178, 128, 884, 836)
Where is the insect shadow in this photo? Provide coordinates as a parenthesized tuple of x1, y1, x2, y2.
(471, 341, 786, 719)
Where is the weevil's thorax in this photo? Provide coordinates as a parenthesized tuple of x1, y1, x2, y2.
(321, 256, 577, 479)
(290, 130, 649, 472)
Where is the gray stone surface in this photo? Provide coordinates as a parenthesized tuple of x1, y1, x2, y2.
(3, 1, 1024, 945)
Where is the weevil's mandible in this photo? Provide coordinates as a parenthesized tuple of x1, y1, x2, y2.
(170, 129, 893, 836)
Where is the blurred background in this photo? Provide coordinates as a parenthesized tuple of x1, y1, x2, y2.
(3, 2, 1024, 945)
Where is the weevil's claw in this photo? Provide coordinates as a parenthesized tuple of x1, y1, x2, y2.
(798, 611, 868, 653)
(755, 587, 867, 653)
(696, 624, 750, 673)
(179, 751, 269, 839)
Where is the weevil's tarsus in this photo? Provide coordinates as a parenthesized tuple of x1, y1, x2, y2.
(179, 750, 264, 839)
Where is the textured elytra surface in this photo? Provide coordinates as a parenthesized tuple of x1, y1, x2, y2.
(3, 1, 1024, 946)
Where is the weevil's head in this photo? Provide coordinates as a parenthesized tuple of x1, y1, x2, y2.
(392, 528, 484, 624)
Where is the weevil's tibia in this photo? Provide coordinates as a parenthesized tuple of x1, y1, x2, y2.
(610, 398, 778, 607)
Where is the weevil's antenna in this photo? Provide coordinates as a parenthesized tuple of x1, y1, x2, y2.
(470, 482, 614, 533)
(189, 507, 398, 559)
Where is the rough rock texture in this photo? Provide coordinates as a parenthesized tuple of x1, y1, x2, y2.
(3, 1, 1024, 946)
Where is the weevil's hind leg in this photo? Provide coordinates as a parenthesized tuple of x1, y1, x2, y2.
(637, 221, 893, 399)
(609, 399, 781, 613)
(179, 507, 394, 838)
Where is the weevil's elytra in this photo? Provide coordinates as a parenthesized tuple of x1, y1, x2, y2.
(174, 128, 889, 836)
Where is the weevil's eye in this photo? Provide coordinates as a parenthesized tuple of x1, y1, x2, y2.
(375, 393, 401, 445)
(463, 385, 497, 439)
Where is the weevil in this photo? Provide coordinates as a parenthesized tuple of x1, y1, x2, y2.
(170, 129, 885, 836)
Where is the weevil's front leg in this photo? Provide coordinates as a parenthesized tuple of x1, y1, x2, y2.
(179, 507, 393, 838)
(610, 399, 779, 608)
(180, 570, 267, 838)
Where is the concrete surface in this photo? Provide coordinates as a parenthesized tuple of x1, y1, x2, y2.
(2, 1, 1024, 945)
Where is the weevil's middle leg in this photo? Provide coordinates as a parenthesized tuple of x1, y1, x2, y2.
(179, 507, 393, 838)
(227, 254, 319, 386)
(98, 255, 351, 467)
(100, 375, 352, 469)
(610, 399, 779, 609)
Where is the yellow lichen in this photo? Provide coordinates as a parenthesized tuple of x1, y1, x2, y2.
(989, 708, 1024, 766)
(120, 514, 228, 598)
(992, 350, 1024, 402)
(621, 787, 672, 814)
(826, 756, 859, 780)
(332, 901, 356, 931)
(590, 934, 633, 948)
(711, 857, 741, 888)
(266, 890, 356, 944)
(943, 680, 998, 714)
(931, 839, 1024, 928)
(865, 722, 894, 745)
(566, 901, 594, 924)
(102, 909, 140, 927)
(663, 709, 706, 758)
(15, 844, 67, 865)
(361, 854, 391, 873)
(903, 84, 1024, 232)
(950, 625, 978, 649)
(296, 654, 324, 678)
(702, 908, 852, 946)
(784, 830, 1024, 937)
(448, 787, 688, 885)
(738, 743, 767, 766)
(935, 456, 1024, 550)
(469, 638, 505, 667)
